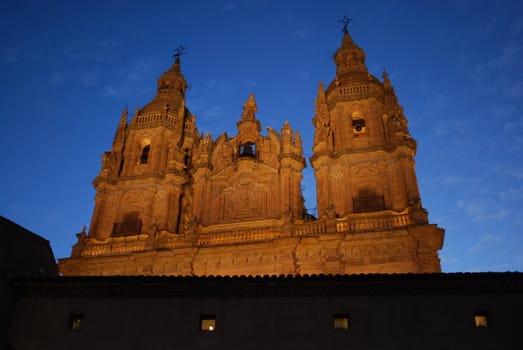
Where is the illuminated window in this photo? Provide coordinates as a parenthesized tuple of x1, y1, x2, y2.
(474, 312, 488, 328)
(69, 314, 84, 331)
(333, 314, 350, 330)
(200, 315, 216, 331)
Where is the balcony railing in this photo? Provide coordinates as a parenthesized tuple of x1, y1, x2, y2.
(78, 210, 415, 257)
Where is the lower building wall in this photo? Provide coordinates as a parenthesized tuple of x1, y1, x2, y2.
(7, 290, 520, 350)
(59, 225, 443, 276)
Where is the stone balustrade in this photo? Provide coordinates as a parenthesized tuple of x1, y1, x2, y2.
(336, 211, 413, 233)
(79, 211, 415, 257)
(196, 228, 281, 246)
(339, 84, 368, 96)
(133, 114, 177, 129)
(294, 221, 326, 236)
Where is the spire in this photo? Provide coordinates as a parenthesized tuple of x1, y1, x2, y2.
(112, 106, 128, 152)
(333, 20, 368, 83)
(382, 69, 392, 90)
(314, 81, 329, 119)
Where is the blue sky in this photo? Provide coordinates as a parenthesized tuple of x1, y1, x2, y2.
(1, 0, 522, 272)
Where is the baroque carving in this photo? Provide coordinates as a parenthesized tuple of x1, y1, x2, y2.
(223, 178, 268, 220)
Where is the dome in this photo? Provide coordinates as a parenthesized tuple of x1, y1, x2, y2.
(333, 30, 369, 84)
(140, 58, 187, 115)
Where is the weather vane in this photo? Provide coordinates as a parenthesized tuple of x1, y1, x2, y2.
(173, 46, 187, 61)
(338, 16, 352, 33)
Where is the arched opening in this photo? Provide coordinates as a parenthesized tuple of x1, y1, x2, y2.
(352, 118, 366, 134)
(351, 111, 367, 137)
(140, 144, 151, 164)
(239, 142, 256, 158)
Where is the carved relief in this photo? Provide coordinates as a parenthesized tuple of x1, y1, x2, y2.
(350, 163, 379, 177)
(223, 178, 268, 221)
(329, 166, 344, 182)
(313, 121, 334, 152)
(212, 137, 234, 172)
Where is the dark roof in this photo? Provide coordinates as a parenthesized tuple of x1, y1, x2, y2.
(13, 272, 523, 298)
(0, 215, 58, 277)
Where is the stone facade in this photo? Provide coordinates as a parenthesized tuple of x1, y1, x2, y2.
(58, 27, 444, 276)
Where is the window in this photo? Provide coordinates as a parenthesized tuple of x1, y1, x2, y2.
(353, 188, 385, 213)
(200, 315, 216, 331)
(69, 314, 85, 331)
(474, 312, 488, 328)
(113, 211, 142, 236)
(333, 314, 350, 330)
(140, 144, 151, 164)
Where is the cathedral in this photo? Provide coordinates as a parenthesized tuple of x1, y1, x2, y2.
(58, 25, 444, 276)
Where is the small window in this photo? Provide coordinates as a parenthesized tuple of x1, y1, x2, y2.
(140, 144, 151, 164)
(333, 314, 350, 330)
(69, 314, 85, 331)
(474, 312, 488, 328)
(200, 315, 216, 331)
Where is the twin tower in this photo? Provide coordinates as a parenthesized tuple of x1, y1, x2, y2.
(59, 28, 444, 276)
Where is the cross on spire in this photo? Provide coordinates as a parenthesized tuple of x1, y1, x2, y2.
(338, 16, 352, 33)
(173, 46, 187, 62)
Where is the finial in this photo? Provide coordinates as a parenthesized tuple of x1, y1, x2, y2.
(173, 45, 187, 63)
(122, 105, 129, 118)
(338, 16, 352, 33)
(382, 67, 392, 89)
(241, 93, 257, 120)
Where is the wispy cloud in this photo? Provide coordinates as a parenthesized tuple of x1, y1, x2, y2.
(427, 92, 450, 110)
(424, 173, 465, 187)
(101, 84, 131, 98)
(499, 187, 523, 200)
(222, 1, 235, 11)
(296, 69, 310, 81)
(293, 25, 312, 39)
(509, 81, 523, 99)
(491, 41, 521, 68)
(457, 199, 508, 222)
(100, 59, 155, 98)
(468, 233, 505, 253)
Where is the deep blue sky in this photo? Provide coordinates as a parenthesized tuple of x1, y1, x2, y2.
(1, 0, 522, 272)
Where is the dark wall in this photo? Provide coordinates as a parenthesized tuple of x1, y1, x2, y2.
(0, 216, 58, 277)
(1, 216, 58, 350)
(8, 288, 521, 350)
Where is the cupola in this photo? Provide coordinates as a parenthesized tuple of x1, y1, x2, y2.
(333, 27, 369, 85)
(139, 57, 187, 115)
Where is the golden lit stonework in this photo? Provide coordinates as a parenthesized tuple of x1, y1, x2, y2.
(59, 28, 444, 276)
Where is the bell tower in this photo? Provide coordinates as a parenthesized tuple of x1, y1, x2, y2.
(310, 23, 443, 272)
(88, 55, 199, 242)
